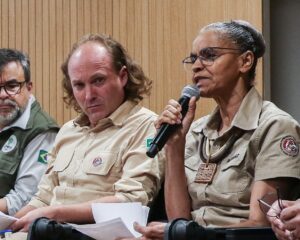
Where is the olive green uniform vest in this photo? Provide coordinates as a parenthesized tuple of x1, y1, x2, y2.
(0, 101, 59, 197)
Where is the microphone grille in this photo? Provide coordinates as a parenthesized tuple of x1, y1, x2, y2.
(181, 85, 200, 100)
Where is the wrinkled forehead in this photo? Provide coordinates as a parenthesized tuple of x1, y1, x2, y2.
(191, 30, 233, 53)
(68, 42, 113, 74)
(0, 61, 24, 82)
(70, 42, 111, 65)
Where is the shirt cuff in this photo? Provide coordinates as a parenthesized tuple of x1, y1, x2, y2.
(28, 198, 49, 209)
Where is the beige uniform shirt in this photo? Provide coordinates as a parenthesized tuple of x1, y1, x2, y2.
(29, 101, 164, 208)
(185, 87, 300, 227)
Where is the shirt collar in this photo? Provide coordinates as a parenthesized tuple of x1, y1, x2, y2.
(1, 94, 35, 131)
(231, 87, 263, 130)
(74, 100, 138, 129)
(107, 100, 138, 126)
(192, 87, 263, 136)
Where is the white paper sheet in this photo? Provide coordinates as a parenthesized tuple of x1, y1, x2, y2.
(70, 202, 149, 240)
(0, 211, 18, 230)
(70, 218, 134, 240)
(91, 202, 149, 236)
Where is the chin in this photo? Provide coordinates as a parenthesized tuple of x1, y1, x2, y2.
(89, 112, 107, 123)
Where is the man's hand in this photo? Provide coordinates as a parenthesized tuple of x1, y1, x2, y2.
(267, 200, 299, 240)
(11, 206, 55, 232)
(133, 221, 166, 240)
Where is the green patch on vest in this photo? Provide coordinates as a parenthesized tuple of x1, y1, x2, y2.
(38, 150, 48, 164)
(2, 135, 17, 153)
(146, 138, 153, 149)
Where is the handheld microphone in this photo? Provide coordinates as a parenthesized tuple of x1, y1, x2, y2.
(146, 85, 200, 158)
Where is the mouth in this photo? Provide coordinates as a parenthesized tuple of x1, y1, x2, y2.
(86, 104, 103, 111)
(0, 104, 14, 111)
(193, 76, 209, 86)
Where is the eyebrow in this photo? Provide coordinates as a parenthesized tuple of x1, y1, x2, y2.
(1, 79, 20, 84)
(70, 79, 83, 84)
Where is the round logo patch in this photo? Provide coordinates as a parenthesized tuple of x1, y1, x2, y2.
(2, 135, 17, 153)
(92, 157, 103, 167)
(280, 136, 299, 157)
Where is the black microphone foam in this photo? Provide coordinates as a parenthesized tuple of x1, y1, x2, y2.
(146, 85, 200, 158)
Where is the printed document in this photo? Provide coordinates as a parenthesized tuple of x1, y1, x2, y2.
(0, 211, 17, 230)
(71, 202, 149, 240)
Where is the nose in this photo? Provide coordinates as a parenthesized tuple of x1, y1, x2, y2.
(192, 57, 205, 73)
(85, 85, 97, 102)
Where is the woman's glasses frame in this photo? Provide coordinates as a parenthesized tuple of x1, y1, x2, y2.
(182, 46, 242, 68)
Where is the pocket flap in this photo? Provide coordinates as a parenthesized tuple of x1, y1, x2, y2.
(0, 155, 19, 175)
(184, 149, 200, 171)
(52, 150, 74, 172)
(221, 146, 247, 171)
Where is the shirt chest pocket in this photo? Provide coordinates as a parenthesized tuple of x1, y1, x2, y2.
(53, 149, 119, 176)
(214, 146, 251, 193)
(0, 155, 19, 175)
(82, 152, 119, 176)
(81, 152, 121, 192)
(52, 150, 74, 172)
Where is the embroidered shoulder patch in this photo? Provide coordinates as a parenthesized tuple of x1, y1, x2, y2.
(280, 136, 299, 157)
(38, 150, 49, 164)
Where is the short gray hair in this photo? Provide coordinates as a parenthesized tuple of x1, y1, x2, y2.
(201, 20, 265, 82)
(0, 48, 31, 83)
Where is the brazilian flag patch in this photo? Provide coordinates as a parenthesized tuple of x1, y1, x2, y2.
(38, 150, 48, 164)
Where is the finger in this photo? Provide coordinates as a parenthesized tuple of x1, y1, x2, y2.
(147, 221, 164, 226)
(155, 112, 179, 129)
(291, 229, 300, 239)
(134, 223, 164, 239)
(275, 218, 286, 230)
(12, 218, 30, 233)
(283, 216, 300, 232)
(273, 228, 292, 240)
(287, 230, 296, 240)
(283, 200, 298, 208)
(11, 220, 22, 232)
(134, 222, 146, 234)
(164, 105, 183, 124)
(181, 97, 197, 132)
(167, 99, 182, 110)
(155, 106, 182, 129)
(165, 105, 182, 119)
(281, 205, 300, 222)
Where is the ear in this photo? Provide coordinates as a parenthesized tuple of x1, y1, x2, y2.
(119, 66, 128, 87)
(239, 51, 254, 73)
(26, 81, 33, 92)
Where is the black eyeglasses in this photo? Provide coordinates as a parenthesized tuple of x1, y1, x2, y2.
(0, 81, 26, 96)
(258, 188, 284, 218)
(182, 47, 241, 71)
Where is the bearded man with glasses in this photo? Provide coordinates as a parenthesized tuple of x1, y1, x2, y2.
(0, 48, 59, 216)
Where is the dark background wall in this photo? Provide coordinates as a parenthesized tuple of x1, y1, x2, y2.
(269, 0, 300, 122)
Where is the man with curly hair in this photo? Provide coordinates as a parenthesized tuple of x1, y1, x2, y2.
(10, 34, 164, 238)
